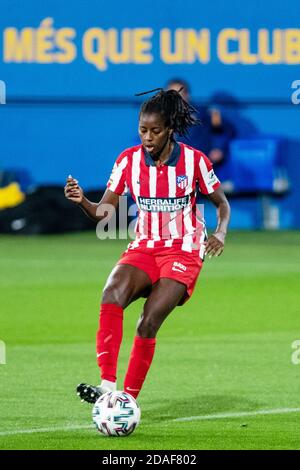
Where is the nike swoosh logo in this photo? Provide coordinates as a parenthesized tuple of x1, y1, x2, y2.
(126, 387, 140, 392)
(172, 267, 185, 273)
(97, 352, 109, 357)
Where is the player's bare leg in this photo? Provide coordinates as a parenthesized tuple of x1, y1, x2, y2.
(77, 264, 152, 403)
(124, 278, 187, 398)
(101, 263, 152, 308)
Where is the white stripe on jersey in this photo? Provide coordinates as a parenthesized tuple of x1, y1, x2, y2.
(147, 166, 160, 245)
(131, 149, 145, 240)
(199, 156, 214, 194)
(131, 149, 141, 196)
(168, 165, 177, 196)
(181, 205, 194, 253)
(149, 165, 156, 197)
(199, 227, 206, 259)
(180, 147, 195, 252)
(184, 147, 194, 196)
(109, 156, 128, 193)
(165, 166, 178, 246)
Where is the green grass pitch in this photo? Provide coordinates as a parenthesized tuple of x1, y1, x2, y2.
(0, 231, 300, 450)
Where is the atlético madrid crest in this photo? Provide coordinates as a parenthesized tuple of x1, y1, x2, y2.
(176, 175, 188, 189)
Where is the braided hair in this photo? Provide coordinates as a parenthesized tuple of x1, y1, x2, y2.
(136, 87, 199, 137)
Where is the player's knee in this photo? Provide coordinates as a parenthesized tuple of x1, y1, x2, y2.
(102, 278, 134, 308)
(136, 316, 158, 338)
(102, 284, 123, 306)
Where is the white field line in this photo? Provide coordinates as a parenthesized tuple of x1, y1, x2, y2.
(173, 407, 300, 422)
(1, 407, 300, 437)
(0, 424, 92, 436)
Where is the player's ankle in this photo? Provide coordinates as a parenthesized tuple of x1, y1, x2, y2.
(100, 379, 116, 393)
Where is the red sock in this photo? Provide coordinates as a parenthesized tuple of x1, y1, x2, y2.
(96, 303, 123, 382)
(124, 336, 156, 399)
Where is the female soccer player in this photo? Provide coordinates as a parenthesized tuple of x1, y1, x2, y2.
(64, 88, 230, 403)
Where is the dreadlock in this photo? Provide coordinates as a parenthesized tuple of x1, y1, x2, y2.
(136, 87, 199, 137)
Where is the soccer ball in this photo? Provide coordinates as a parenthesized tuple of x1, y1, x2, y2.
(92, 391, 141, 437)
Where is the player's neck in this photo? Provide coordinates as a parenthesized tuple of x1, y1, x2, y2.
(154, 141, 174, 167)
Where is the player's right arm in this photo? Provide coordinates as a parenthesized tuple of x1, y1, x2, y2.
(64, 150, 129, 222)
(64, 175, 120, 222)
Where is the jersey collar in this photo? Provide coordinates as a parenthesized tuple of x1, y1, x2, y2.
(143, 141, 181, 167)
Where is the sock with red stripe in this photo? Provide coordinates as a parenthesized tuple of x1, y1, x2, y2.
(96, 303, 123, 383)
(124, 336, 156, 399)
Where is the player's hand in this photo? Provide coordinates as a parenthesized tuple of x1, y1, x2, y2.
(64, 175, 83, 204)
(204, 231, 226, 258)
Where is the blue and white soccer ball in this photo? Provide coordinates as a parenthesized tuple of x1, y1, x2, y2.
(92, 391, 141, 437)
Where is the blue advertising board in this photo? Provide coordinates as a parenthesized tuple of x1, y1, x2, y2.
(0, 0, 299, 101)
(0, 0, 299, 228)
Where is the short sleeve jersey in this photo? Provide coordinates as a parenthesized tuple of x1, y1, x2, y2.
(107, 142, 220, 254)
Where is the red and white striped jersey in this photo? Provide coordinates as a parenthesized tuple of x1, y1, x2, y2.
(107, 142, 221, 255)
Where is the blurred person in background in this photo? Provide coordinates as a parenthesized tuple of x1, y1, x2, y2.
(166, 78, 236, 171)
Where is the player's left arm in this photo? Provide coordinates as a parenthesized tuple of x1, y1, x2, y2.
(205, 186, 230, 257)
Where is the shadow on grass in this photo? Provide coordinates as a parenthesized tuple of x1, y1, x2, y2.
(142, 394, 263, 423)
